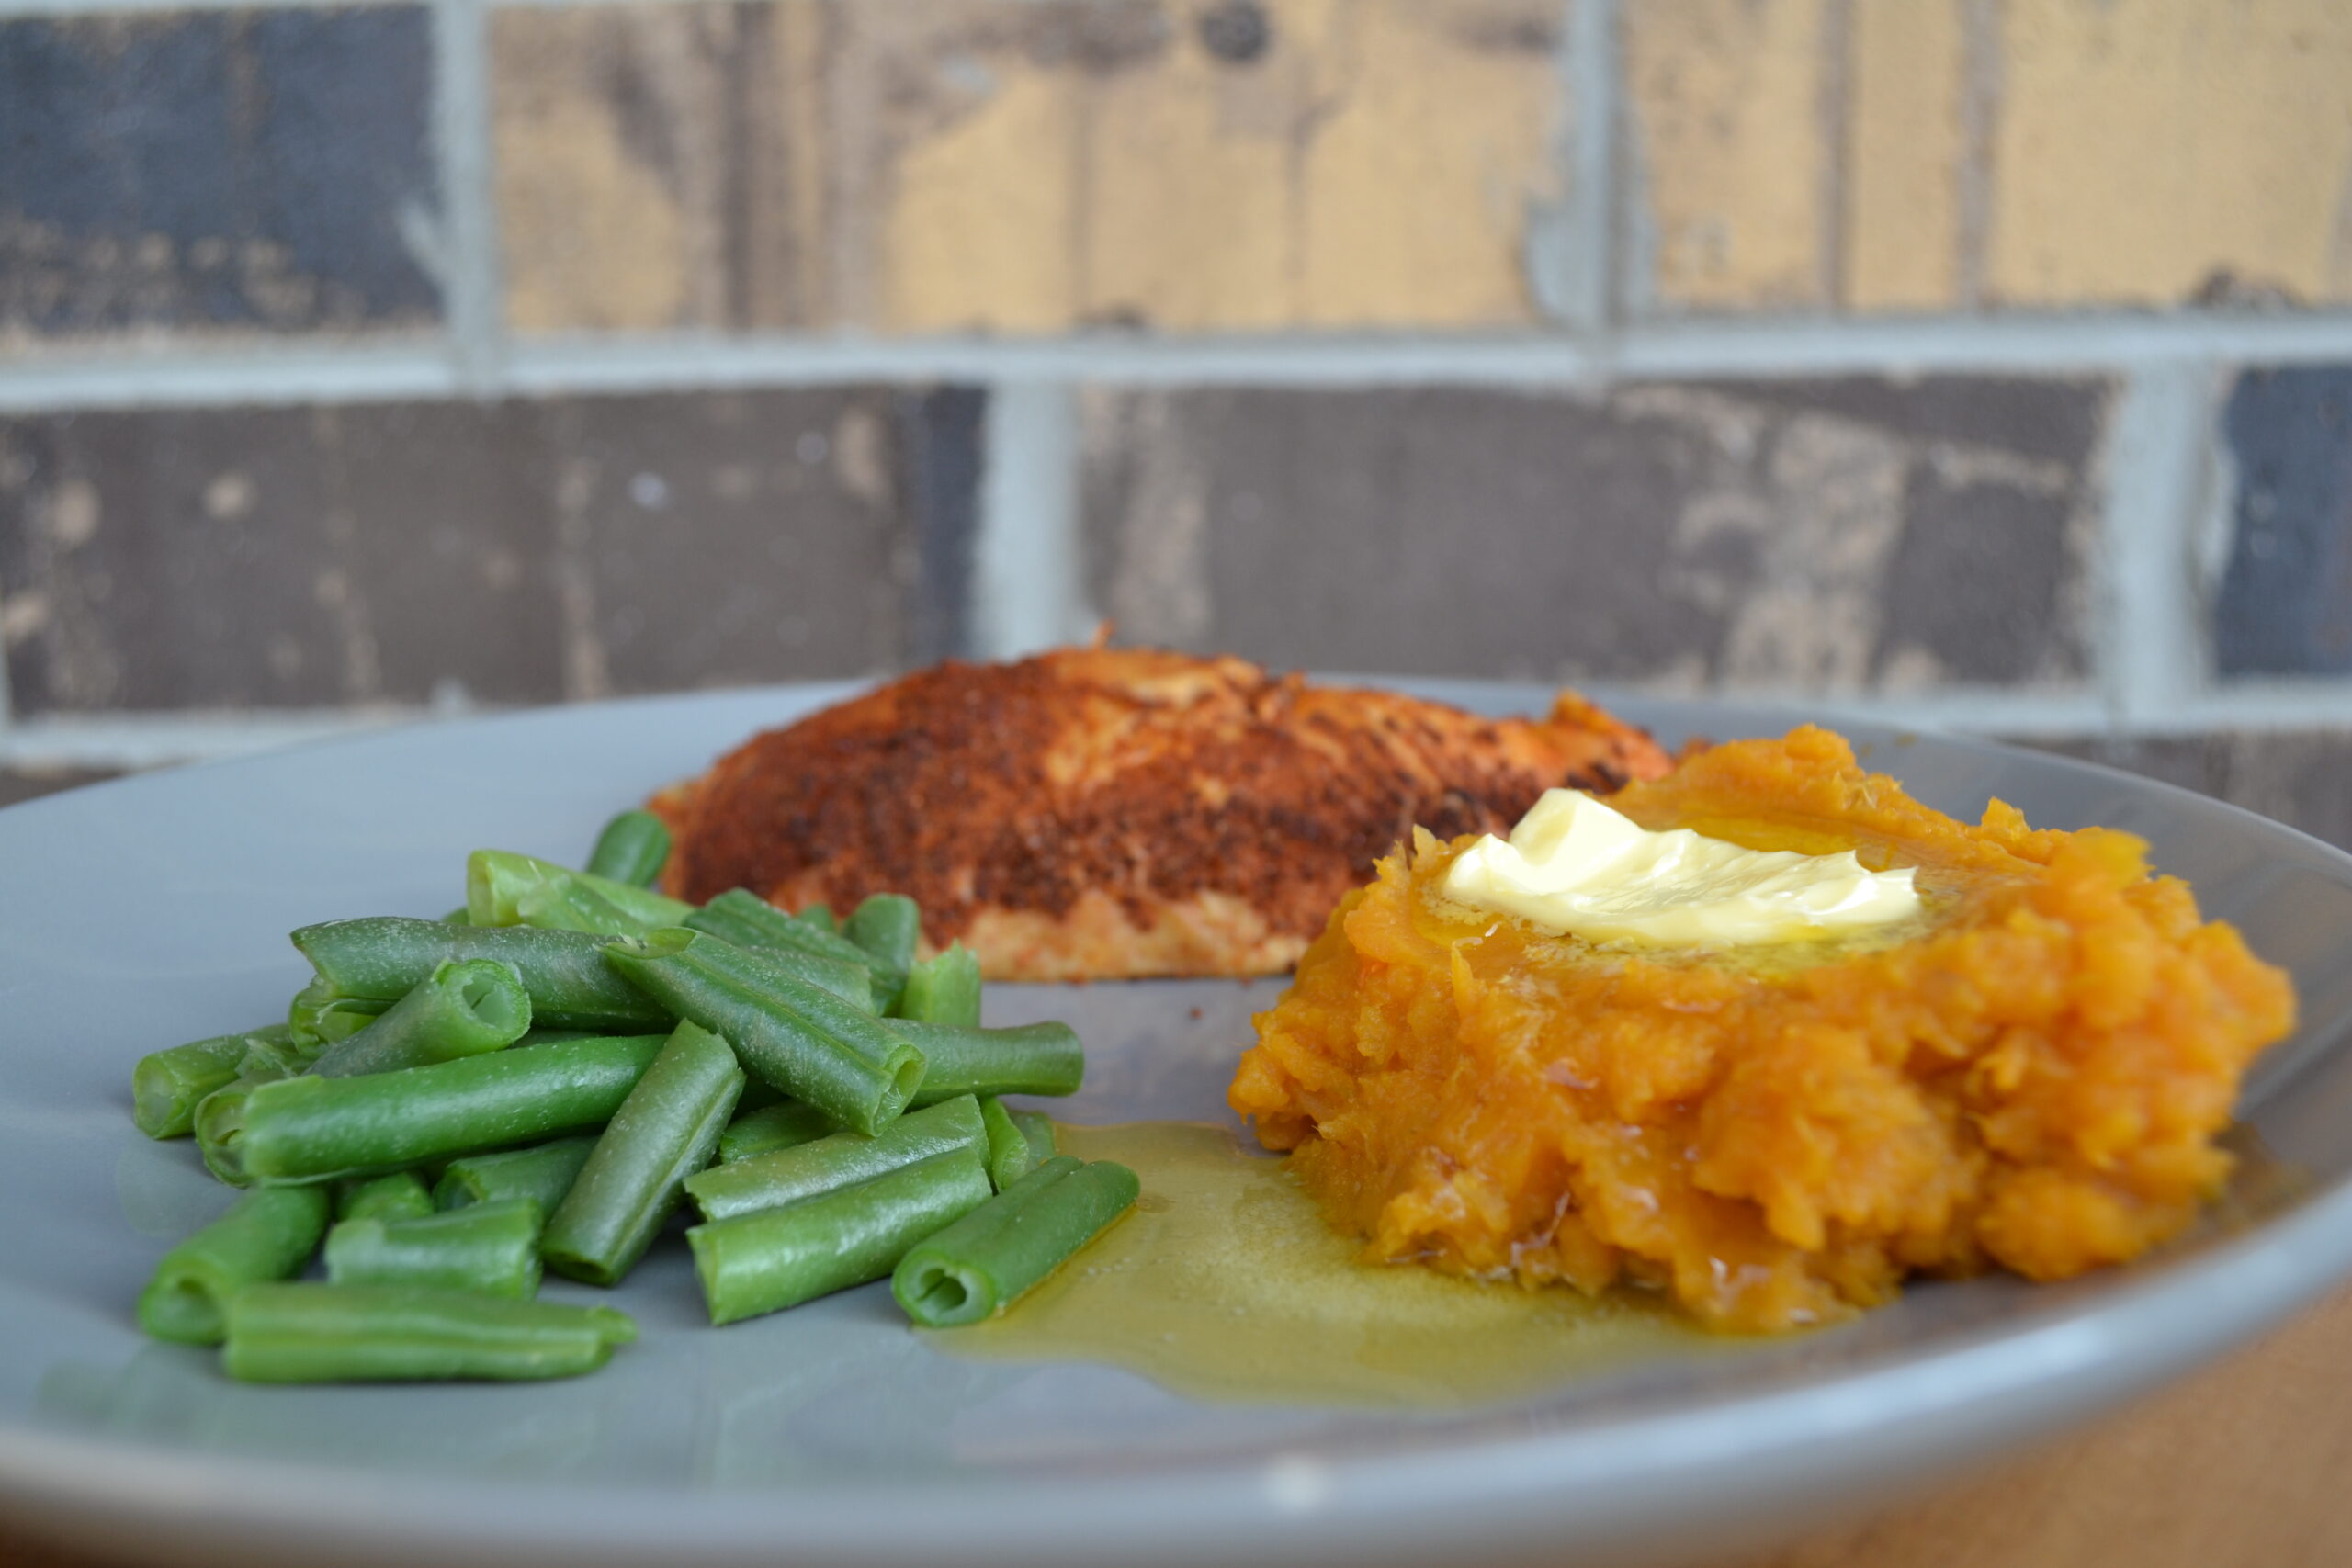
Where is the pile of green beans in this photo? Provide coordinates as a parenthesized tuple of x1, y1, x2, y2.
(124, 808, 1126, 1385)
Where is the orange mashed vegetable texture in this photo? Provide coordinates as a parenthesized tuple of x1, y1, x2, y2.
(1228, 727, 2298, 1334)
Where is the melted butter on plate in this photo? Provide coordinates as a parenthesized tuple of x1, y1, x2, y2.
(925, 1122, 1724, 1408)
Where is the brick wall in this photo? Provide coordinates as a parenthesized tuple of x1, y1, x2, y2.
(5, 0, 2352, 845)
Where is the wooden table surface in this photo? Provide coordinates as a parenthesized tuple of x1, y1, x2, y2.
(7, 1285, 2350, 1568)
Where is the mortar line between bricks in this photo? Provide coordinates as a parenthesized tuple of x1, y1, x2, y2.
(1523, 0, 1618, 331)
(1554, 0, 1619, 333)
(0, 348, 461, 414)
(15, 313, 2352, 411)
(2100, 364, 2218, 731)
(432, 0, 507, 391)
(973, 381, 1088, 660)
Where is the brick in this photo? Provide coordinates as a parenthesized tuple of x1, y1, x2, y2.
(1623, 0, 1836, 311)
(2212, 368, 2352, 678)
(1623, 0, 2352, 315)
(1730, 377, 2105, 472)
(1988, 0, 2352, 310)
(0, 765, 120, 808)
(1841, 0, 1966, 312)
(0, 406, 561, 710)
(1080, 376, 2105, 693)
(492, 0, 1563, 335)
(0, 7, 440, 342)
(518, 389, 929, 695)
(0, 388, 965, 713)
(2025, 731, 2352, 856)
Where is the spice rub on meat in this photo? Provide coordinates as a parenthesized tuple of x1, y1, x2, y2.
(650, 649, 1673, 981)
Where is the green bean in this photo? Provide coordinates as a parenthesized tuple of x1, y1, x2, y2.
(676, 897, 777, 952)
(194, 1042, 318, 1188)
(441, 907, 471, 926)
(1010, 1109, 1058, 1165)
(137, 1186, 333, 1346)
(517, 1028, 602, 1045)
(897, 943, 980, 1027)
(687, 1150, 992, 1326)
(717, 1101, 835, 1165)
(335, 1171, 435, 1224)
(312, 1000, 382, 1045)
(796, 904, 837, 935)
(691, 888, 893, 1001)
(845, 895, 921, 1009)
(468, 850, 695, 936)
(685, 1096, 986, 1224)
(977, 1096, 1034, 1191)
(236, 1029, 323, 1078)
(888, 1020, 1084, 1107)
(543, 1021, 743, 1286)
(293, 918, 669, 1032)
(311, 959, 533, 1078)
(664, 919, 873, 1012)
(288, 978, 389, 1048)
(211, 1033, 668, 1186)
(891, 1156, 1140, 1328)
(434, 1135, 599, 1213)
(325, 1199, 545, 1300)
(221, 1283, 634, 1382)
(602, 931, 925, 1136)
(133, 1029, 277, 1140)
(585, 810, 673, 888)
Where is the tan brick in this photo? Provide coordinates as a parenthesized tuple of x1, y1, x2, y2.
(493, 5, 830, 333)
(1625, 0, 2352, 316)
(492, 0, 1564, 336)
(1842, 0, 1966, 312)
(1623, 0, 1834, 311)
(1988, 0, 2352, 308)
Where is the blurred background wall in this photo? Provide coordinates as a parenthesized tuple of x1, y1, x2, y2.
(3, 0, 2351, 841)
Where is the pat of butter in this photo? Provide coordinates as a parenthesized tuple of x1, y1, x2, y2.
(1441, 789, 1920, 947)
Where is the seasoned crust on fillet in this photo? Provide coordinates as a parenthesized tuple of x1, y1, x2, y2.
(651, 648, 1672, 980)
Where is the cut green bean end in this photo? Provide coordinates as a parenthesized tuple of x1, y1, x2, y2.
(896, 1257, 993, 1328)
(136, 1273, 226, 1345)
(458, 964, 527, 1035)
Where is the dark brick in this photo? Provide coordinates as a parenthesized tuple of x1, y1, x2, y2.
(2213, 367, 2352, 677)
(0, 387, 967, 712)
(0, 764, 120, 807)
(1081, 378, 2105, 691)
(0, 7, 439, 340)
(0, 406, 564, 709)
(1875, 464, 2079, 685)
(517, 389, 923, 694)
(899, 389, 986, 666)
(2023, 731, 2352, 854)
(1733, 377, 2109, 471)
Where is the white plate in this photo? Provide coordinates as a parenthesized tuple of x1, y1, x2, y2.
(4, 682, 2351, 1568)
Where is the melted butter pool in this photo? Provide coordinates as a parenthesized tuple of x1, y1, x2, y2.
(926, 1122, 1724, 1408)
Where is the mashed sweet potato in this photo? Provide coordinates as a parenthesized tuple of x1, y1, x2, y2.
(1228, 727, 2297, 1332)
